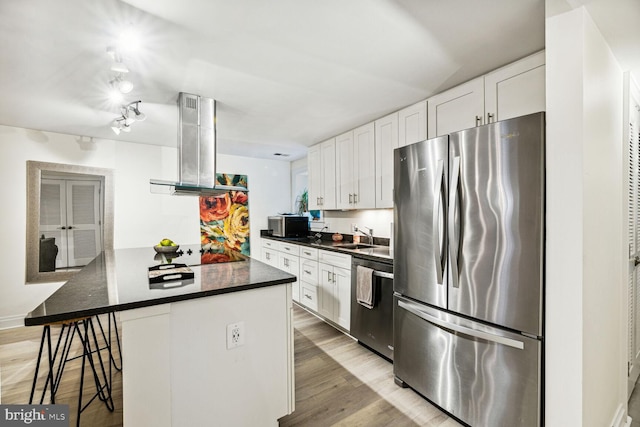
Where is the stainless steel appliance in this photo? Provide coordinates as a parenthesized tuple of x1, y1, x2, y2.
(350, 256, 394, 360)
(150, 93, 248, 195)
(393, 112, 544, 426)
(267, 215, 309, 238)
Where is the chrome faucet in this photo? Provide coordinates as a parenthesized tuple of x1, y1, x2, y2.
(355, 225, 374, 245)
(314, 225, 329, 241)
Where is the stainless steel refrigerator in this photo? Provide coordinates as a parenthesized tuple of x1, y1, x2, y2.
(393, 112, 544, 427)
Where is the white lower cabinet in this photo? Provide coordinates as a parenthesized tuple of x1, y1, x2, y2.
(279, 253, 300, 302)
(261, 240, 353, 332)
(262, 239, 301, 303)
(318, 250, 352, 331)
(299, 247, 319, 311)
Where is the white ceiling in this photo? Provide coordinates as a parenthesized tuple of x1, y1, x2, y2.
(0, 1, 636, 161)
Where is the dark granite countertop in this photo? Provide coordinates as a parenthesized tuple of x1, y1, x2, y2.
(261, 234, 393, 264)
(25, 245, 296, 326)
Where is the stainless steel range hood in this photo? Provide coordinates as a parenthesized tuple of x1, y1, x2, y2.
(150, 92, 248, 196)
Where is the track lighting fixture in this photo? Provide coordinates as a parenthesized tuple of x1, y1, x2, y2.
(126, 100, 146, 121)
(110, 74, 133, 94)
(111, 116, 130, 135)
(111, 101, 146, 135)
(106, 30, 146, 135)
(106, 46, 130, 73)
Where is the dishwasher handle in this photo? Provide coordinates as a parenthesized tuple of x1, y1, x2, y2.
(372, 271, 393, 280)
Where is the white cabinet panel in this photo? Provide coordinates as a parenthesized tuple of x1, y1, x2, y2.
(335, 131, 354, 209)
(308, 144, 322, 211)
(334, 266, 351, 330)
(398, 101, 427, 147)
(321, 139, 337, 210)
(278, 253, 300, 302)
(484, 51, 545, 123)
(353, 122, 376, 209)
(318, 250, 352, 331)
(308, 139, 337, 210)
(427, 77, 484, 139)
(375, 112, 398, 208)
(335, 124, 376, 210)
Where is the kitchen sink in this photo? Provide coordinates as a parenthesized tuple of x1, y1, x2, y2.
(335, 243, 375, 250)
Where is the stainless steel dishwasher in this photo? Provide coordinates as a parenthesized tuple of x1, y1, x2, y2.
(350, 255, 394, 361)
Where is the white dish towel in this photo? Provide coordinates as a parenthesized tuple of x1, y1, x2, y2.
(356, 265, 375, 309)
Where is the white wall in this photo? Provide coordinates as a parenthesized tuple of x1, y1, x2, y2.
(0, 125, 291, 327)
(546, 5, 626, 426)
(323, 209, 393, 238)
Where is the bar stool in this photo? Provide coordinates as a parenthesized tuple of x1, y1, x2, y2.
(29, 313, 121, 426)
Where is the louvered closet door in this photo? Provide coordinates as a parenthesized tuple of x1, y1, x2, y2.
(40, 179, 68, 268)
(66, 180, 102, 267)
(627, 75, 640, 399)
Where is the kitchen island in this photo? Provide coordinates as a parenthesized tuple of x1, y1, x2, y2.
(25, 245, 297, 427)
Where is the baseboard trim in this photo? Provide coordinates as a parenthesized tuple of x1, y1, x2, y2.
(0, 315, 25, 330)
(610, 403, 631, 427)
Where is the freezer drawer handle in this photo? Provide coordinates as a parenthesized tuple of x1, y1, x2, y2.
(398, 300, 524, 350)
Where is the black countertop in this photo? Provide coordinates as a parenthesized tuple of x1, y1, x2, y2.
(25, 245, 296, 326)
(261, 235, 393, 264)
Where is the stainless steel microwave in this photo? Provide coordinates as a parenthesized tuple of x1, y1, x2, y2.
(268, 215, 309, 238)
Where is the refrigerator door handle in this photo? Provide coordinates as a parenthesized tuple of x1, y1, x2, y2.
(398, 299, 525, 350)
(448, 156, 461, 288)
(432, 159, 445, 285)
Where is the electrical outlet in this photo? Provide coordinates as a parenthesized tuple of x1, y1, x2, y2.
(226, 321, 245, 349)
(351, 223, 357, 232)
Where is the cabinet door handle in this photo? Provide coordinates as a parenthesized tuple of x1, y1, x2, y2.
(327, 271, 332, 282)
(475, 115, 482, 126)
(349, 193, 353, 204)
(332, 272, 336, 283)
(284, 247, 290, 251)
(304, 251, 311, 256)
(304, 294, 312, 300)
(487, 112, 494, 123)
(265, 253, 270, 260)
(353, 193, 358, 203)
(304, 270, 312, 274)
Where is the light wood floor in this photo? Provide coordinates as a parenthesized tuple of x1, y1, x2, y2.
(1, 307, 459, 426)
(0, 315, 123, 426)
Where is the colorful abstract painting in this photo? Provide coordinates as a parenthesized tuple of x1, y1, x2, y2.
(199, 174, 249, 263)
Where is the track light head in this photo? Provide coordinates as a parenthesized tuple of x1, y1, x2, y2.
(126, 100, 146, 121)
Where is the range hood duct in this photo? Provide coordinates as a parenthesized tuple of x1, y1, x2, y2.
(150, 92, 248, 196)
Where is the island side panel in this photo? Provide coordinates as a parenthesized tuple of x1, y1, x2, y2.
(120, 304, 172, 426)
(119, 283, 294, 427)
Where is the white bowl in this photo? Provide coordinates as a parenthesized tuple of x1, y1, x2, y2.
(154, 245, 179, 253)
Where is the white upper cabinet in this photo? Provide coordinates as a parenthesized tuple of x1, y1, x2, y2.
(335, 131, 354, 209)
(335, 124, 376, 210)
(484, 50, 545, 123)
(321, 139, 337, 210)
(375, 112, 398, 209)
(428, 51, 546, 138)
(308, 138, 337, 210)
(398, 101, 427, 147)
(310, 51, 545, 211)
(353, 123, 376, 209)
(427, 77, 485, 139)
(308, 144, 322, 211)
